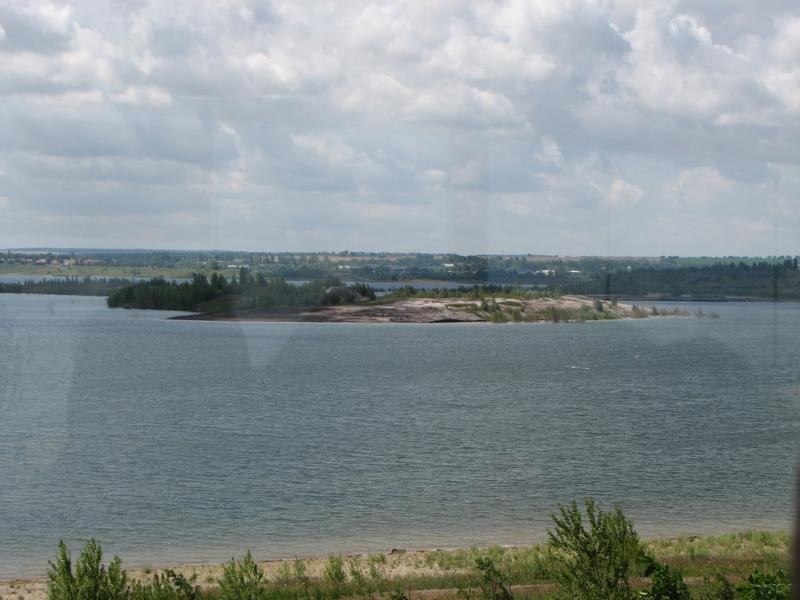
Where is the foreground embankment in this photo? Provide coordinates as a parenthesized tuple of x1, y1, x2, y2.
(1, 530, 788, 600)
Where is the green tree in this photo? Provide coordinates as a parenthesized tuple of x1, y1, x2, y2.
(48, 540, 128, 600)
(547, 498, 640, 600)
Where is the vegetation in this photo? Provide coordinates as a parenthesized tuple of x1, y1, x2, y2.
(106, 272, 375, 312)
(40, 503, 789, 600)
(104, 276, 698, 322)
(48, 540, 127, 600)
(0, 277, 133, 296)
(546, 498, 640, 599)
(5, 250, 800, 301)
(574, 260, 800, 301)
(218, 551, 266, 600)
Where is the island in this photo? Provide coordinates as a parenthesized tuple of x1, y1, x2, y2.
(107, 273, 691, 323)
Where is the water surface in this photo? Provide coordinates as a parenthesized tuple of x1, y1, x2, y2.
(1, 294, 798, 578)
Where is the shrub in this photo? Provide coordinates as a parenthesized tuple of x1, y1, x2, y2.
(129, 570, 199, 600)
(324, 555, 347, 587)
(547, 498, 640, 600)
(48, 539, 128, 600)
(639, 558, 690, 600)
(458, 556, 514, 600)
(293, 558, 309, 591)
(475, 557, 514, 600)
(217, 551, 267, 600)
(698, 574, 736, 600)
(736, 569, 790, 600)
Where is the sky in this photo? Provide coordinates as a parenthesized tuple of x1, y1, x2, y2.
(0, 0, 799, 256)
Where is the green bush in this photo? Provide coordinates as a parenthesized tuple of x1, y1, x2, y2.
(474, 557, 514, 600)
(639, 559, 690, 600)
(48, 539, 128, 600)
(547, 498, 640, 600)
(697, 574, 736, 600)
(324, 555, 347, 587)
(129, 570, 199, 600)
(217, 551, 267, 600)
(736, 570, 790, 600)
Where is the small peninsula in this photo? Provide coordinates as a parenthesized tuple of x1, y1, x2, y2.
(172, 295, 648, 323)
(107, 273, 687, 323)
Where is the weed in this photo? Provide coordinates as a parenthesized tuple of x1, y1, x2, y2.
(324, 555, 347, 587)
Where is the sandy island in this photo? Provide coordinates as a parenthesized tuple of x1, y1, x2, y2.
(171, 295, 637, 323)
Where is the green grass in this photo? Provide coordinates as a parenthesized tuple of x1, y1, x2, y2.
(411, 531, 788, 583)
(0, 264, 202, 279)
(41, 530, 789, 600)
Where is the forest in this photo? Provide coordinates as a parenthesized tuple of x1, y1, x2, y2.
(106, 271, 375, 312)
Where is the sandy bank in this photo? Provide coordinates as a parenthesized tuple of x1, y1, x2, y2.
(1, 530, 787, 600)
(171, 295, 635, 323)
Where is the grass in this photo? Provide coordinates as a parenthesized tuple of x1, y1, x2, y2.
(0, 264, 201, 279)
(410, 531, 788, 583)
(31, 530, 787, 600)
(645, 530, 789, 577)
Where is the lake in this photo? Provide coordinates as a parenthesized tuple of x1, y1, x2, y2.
(1, 293, 798, 578)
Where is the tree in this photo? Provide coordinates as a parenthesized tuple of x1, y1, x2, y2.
(48, 539, 127, 600)
(547, 498, 640, 600)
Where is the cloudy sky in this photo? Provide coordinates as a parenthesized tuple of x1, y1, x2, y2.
(0, 0, 798, 255)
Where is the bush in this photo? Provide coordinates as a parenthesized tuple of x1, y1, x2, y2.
(324, 555, 347, 587)
(547, 498, 640, 600)
(217, 551, 267, 600)
(48, 539, 128, 600)
(474, 557, 514, 600)
(736, 570, 790, 600)
(698, 574, 736, 600)
(129, 570, 199, 600)
(639, 558, 690, 600)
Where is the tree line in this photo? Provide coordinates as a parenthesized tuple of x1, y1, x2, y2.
(0, 277, 133, 296)
(106, 271, 375, 312)
(573, 260, 800, 300)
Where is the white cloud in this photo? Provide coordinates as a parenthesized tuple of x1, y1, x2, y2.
(449, 159, 485, 188)
(406, 83, 524, 129)
(769, 15, 800, 62)
(616, 7, 745, 119)
(112, 86, 173, 107)
(606, 178, 643, 208)
(0, 0, 798, 254)
(670, 167, 731, 208)
(536, 136, 563, 167)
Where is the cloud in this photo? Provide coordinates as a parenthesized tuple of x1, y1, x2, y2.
(0, 0, 798, 254)
(606, 179, 643, 208)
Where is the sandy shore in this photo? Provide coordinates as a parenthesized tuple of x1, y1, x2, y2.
(1, 530, 788, 600)
(0, 546, 474, 600)
(171, 295, 634, 323)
